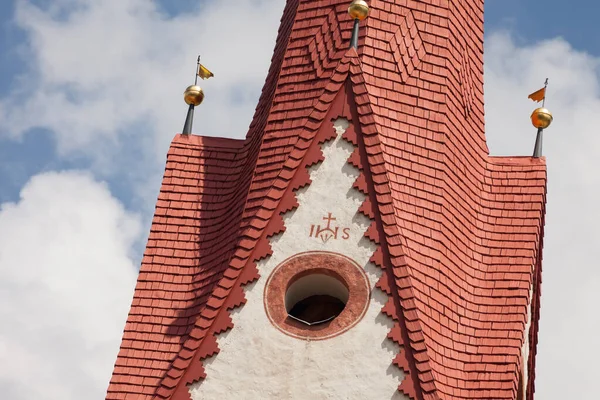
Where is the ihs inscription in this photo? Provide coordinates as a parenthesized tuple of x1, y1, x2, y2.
(308, 213, 351, 243)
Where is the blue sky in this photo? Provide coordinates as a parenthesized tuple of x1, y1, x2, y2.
(0, 0, 596, 199)
(487, 1, 600, 54)
(0, 0, 594, 210)
(0, 1, 599, 399)
(0, 0, 593, 208)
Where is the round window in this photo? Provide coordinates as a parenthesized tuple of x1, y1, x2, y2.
(285, 273, 349, 325)
(264, 251, 370, 340)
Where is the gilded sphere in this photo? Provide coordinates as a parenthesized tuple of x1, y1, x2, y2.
(348, 0, 369, 20)
(184, 85, 204, 106)
(530, 107, 553, 129)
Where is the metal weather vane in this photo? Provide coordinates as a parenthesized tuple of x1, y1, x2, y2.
(528, 78, 553, 157)
(182, 56, 214, 135)
(195, 55, 214, 84)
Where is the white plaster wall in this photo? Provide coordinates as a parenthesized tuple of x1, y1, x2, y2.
(190, 119, 408, 400)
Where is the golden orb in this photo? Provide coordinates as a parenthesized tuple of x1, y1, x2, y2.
(531, 107, 553, 129)
(184, 85, 204, 106)
(348, 0, 369, 20)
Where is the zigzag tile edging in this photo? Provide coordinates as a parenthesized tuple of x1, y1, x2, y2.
(158, 58, 358, 399)
(342, 114, 420, 400)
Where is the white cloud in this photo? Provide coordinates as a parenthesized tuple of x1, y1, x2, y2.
(485, 32, 600, 399)
(0, 1, 598, 399)
(0, 171, 141, 399)
(0, 0, 284, 177)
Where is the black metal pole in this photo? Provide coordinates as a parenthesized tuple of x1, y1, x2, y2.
(182, 104, 195, 135)
(533, 128, 543, 157)
(195, 56, 201, 85)
(350, 19, 360, 49)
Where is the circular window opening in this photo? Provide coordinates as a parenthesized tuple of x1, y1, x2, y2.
(264, 251, 370, 340)
(285, 274, 349, 326)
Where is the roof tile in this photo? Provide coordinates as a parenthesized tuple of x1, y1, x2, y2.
(108, 1, 546, 399)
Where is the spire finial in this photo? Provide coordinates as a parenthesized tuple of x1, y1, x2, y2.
(528, 79, 553, 157)
(348, 0, 369, 49)
(182, 56, 213, 135)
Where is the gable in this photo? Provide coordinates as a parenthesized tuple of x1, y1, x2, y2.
(107, 1, 547, 399)
(189, 115, 407, 399)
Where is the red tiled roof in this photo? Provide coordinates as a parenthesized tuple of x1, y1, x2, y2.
(106, 134, 248, 398)
(107, 0, 301, 395)
(107, 1, 547, 399)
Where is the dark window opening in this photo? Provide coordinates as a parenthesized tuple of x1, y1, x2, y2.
(285, 273, 349, 326)
(288, 294, 346, 325)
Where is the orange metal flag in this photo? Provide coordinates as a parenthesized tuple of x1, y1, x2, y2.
(197, 64, 214, 80)
(528, 87, 546, 102)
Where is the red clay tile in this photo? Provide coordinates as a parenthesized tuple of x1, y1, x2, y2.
(107, 1, 546, 400)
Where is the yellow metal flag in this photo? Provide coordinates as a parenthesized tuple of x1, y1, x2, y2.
(197, 64, 214, 80)
(528, 87, 546, 102)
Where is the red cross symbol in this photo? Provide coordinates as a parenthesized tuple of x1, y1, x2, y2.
(322, 213, 336, 230)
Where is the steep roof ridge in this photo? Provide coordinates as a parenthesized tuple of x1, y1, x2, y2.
(106, 136, 252, 400)
(413, 42, 546, 400)
(226, 0, 300, 233)
(358, 4, 453, 399)
(354, 80, 548, 398)
(496, 158, 548, 400)
(407, 66, 545, 400)
(344, 51, 438, 400)
(238, 1, 356, 231)
(107, 2, 302, 395)
(446, 0, 488, 156)
(423, 120, 546, 398)
(155, 54, 357, 400)
(482, 156, 547, 400)
(138, 10, 356, 395)
(353, 3, 547, 398)
(380, 2, 543, 398)
(241, 0, 299, 146)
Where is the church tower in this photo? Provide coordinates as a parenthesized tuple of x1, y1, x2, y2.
(107, 1, 547, 399)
